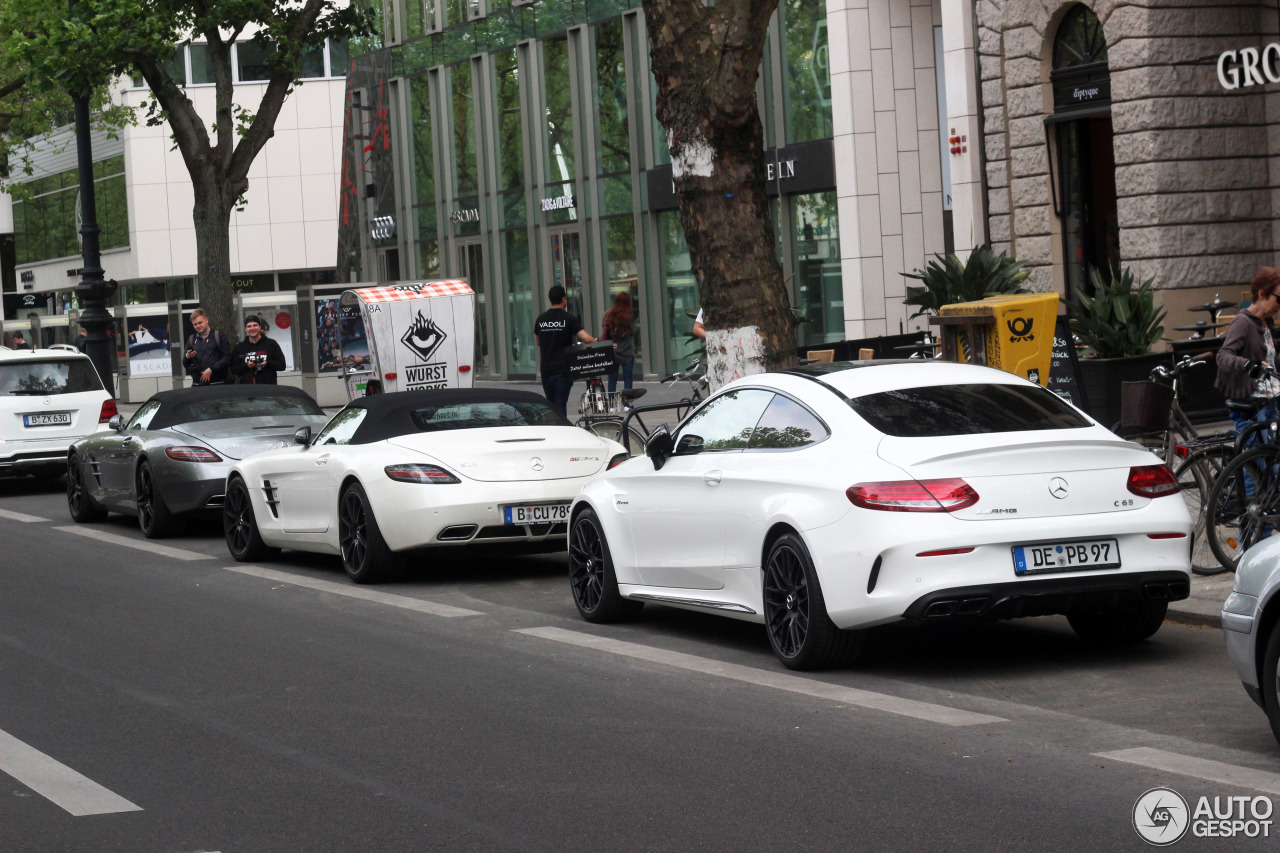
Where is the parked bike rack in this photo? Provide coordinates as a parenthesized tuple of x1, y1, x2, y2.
(620, 401, 695, 455)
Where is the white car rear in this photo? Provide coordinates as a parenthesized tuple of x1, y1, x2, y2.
(0, 347, 115, 478)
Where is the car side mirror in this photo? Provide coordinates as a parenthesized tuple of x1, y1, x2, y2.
(294, 426, 312, 446)
(646, 425, 674, 470)
(108, 414, 125, 431)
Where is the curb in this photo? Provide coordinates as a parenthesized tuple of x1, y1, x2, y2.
(1165, 606, 1222, 629)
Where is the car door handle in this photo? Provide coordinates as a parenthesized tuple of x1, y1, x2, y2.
(315, 454, 330, 466)
(121, 437, 135, 446)
(703, 469, 722, 486)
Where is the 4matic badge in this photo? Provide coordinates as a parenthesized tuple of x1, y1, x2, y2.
(401, 310, 448, 361)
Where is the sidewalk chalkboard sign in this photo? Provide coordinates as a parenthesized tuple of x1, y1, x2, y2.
(1048, 315, 1086, 409)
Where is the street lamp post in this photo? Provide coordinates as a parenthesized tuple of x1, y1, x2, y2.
(71, 91, 117, 397)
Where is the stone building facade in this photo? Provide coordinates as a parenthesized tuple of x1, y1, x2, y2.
(974, 0, 1279, 317)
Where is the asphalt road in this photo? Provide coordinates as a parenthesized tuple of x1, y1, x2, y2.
(2, 475, 1279, 852)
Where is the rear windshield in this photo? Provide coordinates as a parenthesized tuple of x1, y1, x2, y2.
(181, 395, 324, 422)
(0, 359, 103, 396)
(408, 401, 565, 432)
(848, 383, 1090, 437)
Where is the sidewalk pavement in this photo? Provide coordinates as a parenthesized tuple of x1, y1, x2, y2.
(113, 376, 1232, 630)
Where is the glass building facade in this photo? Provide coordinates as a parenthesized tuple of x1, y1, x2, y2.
(338, 0, 842, 378)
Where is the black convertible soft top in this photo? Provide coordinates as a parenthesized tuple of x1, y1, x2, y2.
(145, 384, 323, 430)
(345, 388, 567, 444)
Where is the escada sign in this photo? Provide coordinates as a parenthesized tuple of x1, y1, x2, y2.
(1217, 44, 1280, 89)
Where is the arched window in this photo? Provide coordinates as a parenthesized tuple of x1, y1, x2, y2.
(1053, 5, 1108, 70)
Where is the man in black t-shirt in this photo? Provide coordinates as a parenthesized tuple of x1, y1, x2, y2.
(535, 285, 596, 418)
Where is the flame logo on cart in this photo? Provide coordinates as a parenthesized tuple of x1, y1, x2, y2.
(401, 310, 448, 361)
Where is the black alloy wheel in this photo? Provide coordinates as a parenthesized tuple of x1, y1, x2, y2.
(762, 533, 862, 670)
(337, 483, 403, 584)
(136, 460, 175, 539)
(568, 507, 641, 622)
(66, 456, 106, 523)
(223, 478, 279, 562)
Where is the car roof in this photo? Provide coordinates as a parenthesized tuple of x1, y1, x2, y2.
(144, 384, 323, 430)
(0, 347, 91, 362)
(344, 388, 568, 444)
(778, 359, 1034, 399)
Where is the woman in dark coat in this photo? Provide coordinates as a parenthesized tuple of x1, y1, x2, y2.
(1217, 266, 1280, 429)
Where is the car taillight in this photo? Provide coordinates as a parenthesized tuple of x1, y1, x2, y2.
(99, 398, 118, 423)
(847, 478, 979, 512)
(165, 446, 222, 463)
(384, 464, 460, 484)
(1127, 464, 1180, 498)
(607, 453, 629, 470)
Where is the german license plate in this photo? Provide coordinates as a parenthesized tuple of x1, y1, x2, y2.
(23, 412, 71, 427)
(1013, 538, 1120, 575)
(503, 503, 570, 524)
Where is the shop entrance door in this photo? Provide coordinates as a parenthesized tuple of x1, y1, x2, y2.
(456, 239, 490, 375)
(378, 248, 400, 282)
(548, 230, 584, 323)
(1058, 116, 1119, 299)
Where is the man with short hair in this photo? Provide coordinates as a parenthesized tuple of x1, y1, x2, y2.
(230, 315, 286, 385)
(182, 308, 233, 385)
(535, 285, 596, 419)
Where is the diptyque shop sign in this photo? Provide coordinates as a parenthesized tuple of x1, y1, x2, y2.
(1217, 43, 1280, 89)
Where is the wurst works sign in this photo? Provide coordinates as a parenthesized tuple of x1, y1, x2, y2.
(1217, 44, 1280, 89)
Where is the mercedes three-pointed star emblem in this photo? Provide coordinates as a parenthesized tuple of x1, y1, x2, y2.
(530, 457, 544, 472)
(1048, 476, 1069, 499)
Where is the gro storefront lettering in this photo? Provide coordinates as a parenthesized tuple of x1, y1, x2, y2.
(1218, 43, 1280, 89)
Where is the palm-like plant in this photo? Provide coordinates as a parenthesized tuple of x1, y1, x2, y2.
(1067, 266, 1166, 359)
(902, 245, 1031, 319)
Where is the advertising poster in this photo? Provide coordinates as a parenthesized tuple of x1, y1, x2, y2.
(337, 300, 371, 373)
(316, 298, 344, 373)
(126, 315, 172, 376)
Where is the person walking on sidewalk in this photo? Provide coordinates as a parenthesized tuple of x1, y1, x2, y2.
(602, 291, 638, 392)
(1217, 266, 1280, 432)
(230, 315, 286, 385)
(535, 285, 596, 419)
(182, 308, 232, 385)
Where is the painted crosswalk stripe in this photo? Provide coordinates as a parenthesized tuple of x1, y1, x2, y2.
(226, 565, 485, 617)
(514, 626, 1005, 726)
(0, 508, 49, 523)
(0, 728, 142, 816)
(1095, 747, 1280, 795)
(53, 526, 214, 561)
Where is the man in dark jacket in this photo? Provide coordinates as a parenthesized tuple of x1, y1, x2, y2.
(182, 308, 233, 385)
(230, 315, 286, 385)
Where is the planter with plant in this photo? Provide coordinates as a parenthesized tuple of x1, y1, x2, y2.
(902, 244, 1032, 319)
(1067, 266, 1171, 427)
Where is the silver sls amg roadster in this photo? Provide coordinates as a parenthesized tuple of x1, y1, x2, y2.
(66, 384, 330, 538)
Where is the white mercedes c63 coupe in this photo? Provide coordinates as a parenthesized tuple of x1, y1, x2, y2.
(224, 389, 627, 583)
(568, 360, 1193, 670)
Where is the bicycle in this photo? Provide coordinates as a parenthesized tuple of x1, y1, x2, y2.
(1113, 354, 1237, 574)
(660, 358, 708, 420)
(1202, 374, 1280, 572)
(574, 374, 649, 453)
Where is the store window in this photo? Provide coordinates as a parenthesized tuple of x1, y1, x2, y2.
(408, 75, 439, 276)
(791, 192, 843, 346)
(543, 36, 576, 184)
(495, 49, 524, 192)
(451, 62, 478, 199)
(659, 211, 699, 367)
(12, 157, 128, 266)
(781, 0, 832, 144)
(594, 19, 629, 176)
(504, 230, 536, 376)
(603, 216, 641, 360)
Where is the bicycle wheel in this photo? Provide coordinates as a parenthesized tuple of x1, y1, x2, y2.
(1205, 445, 1280, 571)
(587, 419, 647, 455)
(1173, 445, 1232, 575)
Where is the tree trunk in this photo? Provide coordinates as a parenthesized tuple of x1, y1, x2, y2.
(644, 0, 796, 390)
(192, 172, 237, 342)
